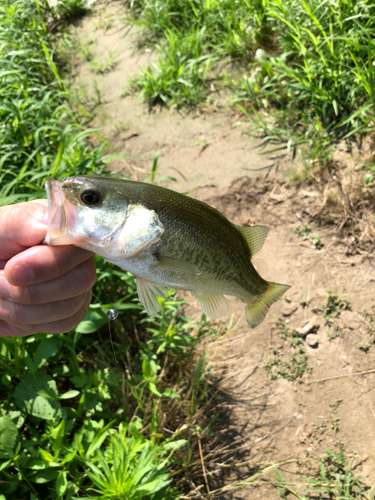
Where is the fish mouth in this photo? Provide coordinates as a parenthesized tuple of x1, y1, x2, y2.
(44, 178, 67, 244)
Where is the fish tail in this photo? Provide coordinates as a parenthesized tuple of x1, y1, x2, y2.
(244, 281, 290, 329)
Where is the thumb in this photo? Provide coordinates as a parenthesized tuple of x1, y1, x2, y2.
(0, 200, 48, 261)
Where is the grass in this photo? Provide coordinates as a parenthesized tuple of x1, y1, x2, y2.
(198, 446, 373, 499)
(294, 223, 323, 249)
(313, 291, 351, 320)
(269, 447, 372, 500)
(90, 51, 118, 75)
(0, 1, 217, 498)
(2, 1, 373, 498)
(265, 318, 312, 381)
(125, 0, 375, 165)
(0, 0, 110, 205)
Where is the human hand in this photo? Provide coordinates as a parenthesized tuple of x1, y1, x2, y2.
(0, 200, 96, 336)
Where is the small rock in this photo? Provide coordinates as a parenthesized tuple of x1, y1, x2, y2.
(297, 316, 318, 337)
(282, 302, 298, 316)
(306, 334, 318, 348)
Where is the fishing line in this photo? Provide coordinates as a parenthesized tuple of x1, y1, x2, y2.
(90, 290, 119, 364)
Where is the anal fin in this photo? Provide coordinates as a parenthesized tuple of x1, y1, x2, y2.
(191, 292, 229, 320)
(136, 277, 168, 316)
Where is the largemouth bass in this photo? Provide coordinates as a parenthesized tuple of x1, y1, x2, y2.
(45, 175, 290, 328)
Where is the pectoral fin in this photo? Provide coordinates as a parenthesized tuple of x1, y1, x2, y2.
(136, 277, 168, 316)
(244, 281, 290, 328)
(236, 225, 269, 256)
(191, 292, 229, 320)
(156, 256, 201, 275)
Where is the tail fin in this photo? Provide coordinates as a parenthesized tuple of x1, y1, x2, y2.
(244, 282, 290, 329)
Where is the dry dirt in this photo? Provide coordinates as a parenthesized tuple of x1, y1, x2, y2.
(72, 3, 375, 498)
(71, 2, 294, 193)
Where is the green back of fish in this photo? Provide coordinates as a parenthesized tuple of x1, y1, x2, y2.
(84, 176, 267, 296)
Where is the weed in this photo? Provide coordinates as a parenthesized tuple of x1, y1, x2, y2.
(47, 0, 96, 22)
(294, 223, 323, 249)
(0, 2, 214, 499)
(265, 319, 312, 381)
(130, 28, 215, 108)
(78, 37, 95, 62)
(266, 354, 311, 381)
(326, 324, 344, 341)
(330, 399, 342, 412)
(94, 12, 113, 32)
(359, 307, 375, 352)
(294, 223, 312, 240)
(0, 0, 111, 205)
(90, 51, 118, 75)
(358, 341, 373, 352)
(125, 0, 375, 167)
(331, 418, 340, 434)
(271, 446, 370, 499)
(317, 291, 351, 321)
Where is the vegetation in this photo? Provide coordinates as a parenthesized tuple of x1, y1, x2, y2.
(270, 447, 372, 500)
(294, 223, 323, 249)
(1, 0, 372, 498)
(0, 1, 213, 498)
(265, 318, 312, 381)
(313, 291, 351, 320)
(126, 0, 375, 162)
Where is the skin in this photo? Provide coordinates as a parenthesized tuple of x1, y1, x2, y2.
(0, 200, 96, 336)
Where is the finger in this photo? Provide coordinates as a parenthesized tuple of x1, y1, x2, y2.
(4, 245, 94, 286)
(0, 257, 96, 305)
(0, 291, 92, 336)
(0, 291, 89, 326)
(0, 201, 48, 260)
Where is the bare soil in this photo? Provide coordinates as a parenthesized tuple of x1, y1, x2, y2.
(72, 3, 375, 498)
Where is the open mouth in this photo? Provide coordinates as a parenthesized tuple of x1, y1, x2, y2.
(44, 178, 66, 244)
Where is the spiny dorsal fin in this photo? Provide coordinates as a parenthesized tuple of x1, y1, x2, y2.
(156, 256, 202, 275)
(236, 225, 269, 256)
(191, 292, 229, 319)
(136, 277, 167, 316)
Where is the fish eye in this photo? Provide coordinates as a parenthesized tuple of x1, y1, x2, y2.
(79, 188, 102, 206)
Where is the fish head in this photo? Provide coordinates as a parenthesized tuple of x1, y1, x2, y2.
(45, 175, 164, 259)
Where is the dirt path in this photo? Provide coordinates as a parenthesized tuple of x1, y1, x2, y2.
(201, 178, 375, 497)
(72, 3, 375, 497)
(72, 2, 292, 193)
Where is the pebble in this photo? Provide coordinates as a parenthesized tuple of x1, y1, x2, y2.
(281, 302, 298, 317)
(306, 334, 318, 348)
(297, 315, 318, 337)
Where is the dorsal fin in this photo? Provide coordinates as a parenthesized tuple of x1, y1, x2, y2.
(236, 225, 269, 256)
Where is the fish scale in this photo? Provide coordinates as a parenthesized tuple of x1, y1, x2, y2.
(45, 175, 290, 328)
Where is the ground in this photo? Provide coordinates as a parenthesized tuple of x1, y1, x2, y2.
(72, 3, 375, 497)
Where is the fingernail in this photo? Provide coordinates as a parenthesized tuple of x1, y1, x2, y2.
(0, 276, 10, 298)
(11, 265, 36, 286)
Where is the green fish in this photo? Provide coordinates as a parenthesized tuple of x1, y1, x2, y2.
(45, 175, 290, 328)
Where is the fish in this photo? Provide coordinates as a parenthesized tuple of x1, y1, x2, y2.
(44, 175, 290, 328)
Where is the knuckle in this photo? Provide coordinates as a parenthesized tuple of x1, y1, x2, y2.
(54, 292, 91, 333)
(4, 302, 26, 325)
(55, 295, 85, 319)
(70, 260, 97, 294)
(14, 285, 35, 305)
